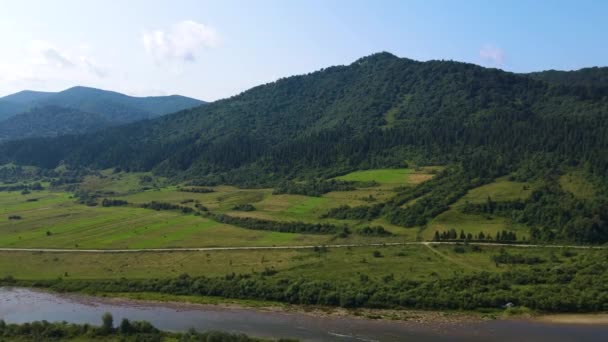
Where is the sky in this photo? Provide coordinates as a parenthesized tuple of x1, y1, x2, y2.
(1, 0, 607, 101)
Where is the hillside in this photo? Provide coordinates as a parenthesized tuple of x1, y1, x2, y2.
(1, 53, 607, 179)
(527, 67, 608, 88)
(2, 52, 606, 245)
(0, 86, 205, 124)
(0, 105, 112, 141)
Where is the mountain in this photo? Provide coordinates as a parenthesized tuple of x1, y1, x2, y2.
(0, 105, 112, 141)
(527, 67, 608, 88)
(2, 52, 608, 244)
(0, 90, 54, 104)
(1, 52, 607, 183)
(0, 101, 27, 122)
(0, 86, 205, 123)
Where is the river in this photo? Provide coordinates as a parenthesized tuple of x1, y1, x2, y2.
(1, 288, 606, 341)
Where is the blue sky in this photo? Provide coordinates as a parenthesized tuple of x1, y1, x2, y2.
(1, 0, 607, 101)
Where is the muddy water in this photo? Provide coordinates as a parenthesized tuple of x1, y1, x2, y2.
(1, 288, 606, 341)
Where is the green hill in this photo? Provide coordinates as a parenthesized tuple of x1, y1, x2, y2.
(2, 52, 606, 179)
(0, 86, 205, 141)
(0, 86, 204, 124)
(0, 105, 112, 141)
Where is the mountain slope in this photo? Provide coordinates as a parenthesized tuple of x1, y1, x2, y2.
(0, 105, 112, 141)
(0, 101, 27, 122)
(1, 90, 54, 104)
(0, 86, 205, 123)
(527, 67, 608, 88)
(1, 53, 607, 182)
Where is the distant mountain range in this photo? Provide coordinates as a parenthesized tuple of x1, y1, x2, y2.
(0, 86, 205, 141)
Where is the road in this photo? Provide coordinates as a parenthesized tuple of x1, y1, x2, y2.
(0, 241, 604, 253)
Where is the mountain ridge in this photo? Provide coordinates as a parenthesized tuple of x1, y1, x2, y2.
(0, 53, 607, 183)
(0, 86, 205, 140)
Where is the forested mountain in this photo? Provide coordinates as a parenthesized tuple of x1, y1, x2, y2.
(0, 86, 205, 123)
(527, 67, 608, 88)
(0, 101, 26, 122)
(2, 52, 607, 182)
(0, 106, 112, 141)
(0, 90, 54, 104)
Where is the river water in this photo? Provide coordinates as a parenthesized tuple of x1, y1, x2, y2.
(1, 287, 606, 341)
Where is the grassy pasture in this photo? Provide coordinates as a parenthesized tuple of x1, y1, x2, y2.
(0, 190, 333, 249)
(559, 171, 596, 199)
(0, 244, 596, 282)
(336, 166, 441, 185)
(0, 168, 545, 251)
(422, 177, 534, 240)
(456, 177, 534, 206)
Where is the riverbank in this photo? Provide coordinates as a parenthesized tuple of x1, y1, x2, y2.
(82, 291, 608, 327)
(534, 314, 608, 325)
(3, 287, 608, 342)
(75, 291, 494, 324)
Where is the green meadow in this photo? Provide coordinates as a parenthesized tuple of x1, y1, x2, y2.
(0, 243, 599, 282)
(0, 168, 565, 250)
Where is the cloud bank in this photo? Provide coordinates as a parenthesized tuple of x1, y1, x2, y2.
(479, 45, 505, 66)
(143, 20, 220, 63)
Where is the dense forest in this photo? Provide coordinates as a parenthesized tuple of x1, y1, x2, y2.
(1, 53, 607, 182)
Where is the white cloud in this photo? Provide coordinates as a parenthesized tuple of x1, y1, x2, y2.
(80, 56, 108, 78)
(479, 45, 505, 66)
(30, 40, 75, 68)
(28, 40, 108, 77)
(143, 20, 220, 63)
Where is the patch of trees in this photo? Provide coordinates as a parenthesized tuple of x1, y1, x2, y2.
(357, 226, 394, 236)
(321, 204, 384, 221)
(0, 313, 275, 341)
(73, 190, 100, 206)
(141, 201, 194, 214)
(433, 229, 518, 242)
(101, 199, 129, 207)
(8, 215, 22, 220)
(273, 179, 367, 197)
(179, 187, 215, 193)
(232, 204, 256, 211)
(212, 214, 342, 234)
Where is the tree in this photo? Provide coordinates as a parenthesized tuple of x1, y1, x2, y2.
(100, 312, 114, 335)
(434, 231, 440, 241)
(119, 318, 134, 335)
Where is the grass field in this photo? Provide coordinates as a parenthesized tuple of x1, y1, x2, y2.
(0, 168, 539, 250)
(334, 167, 439, 186)
(422, 177, 535, 240)
(0, 244, 600, 282)
(456, 176, 534, 205)
(559, 171, 596, 199)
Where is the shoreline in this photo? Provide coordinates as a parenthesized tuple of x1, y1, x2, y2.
(5, 286, 607, 327)
(35, 288, 608, 327)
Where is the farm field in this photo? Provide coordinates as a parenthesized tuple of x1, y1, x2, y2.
(0, 168, 436, 249)
(0, 168, 562, 250)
